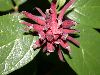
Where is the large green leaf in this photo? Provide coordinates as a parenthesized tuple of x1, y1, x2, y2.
(0, 13, 39, 75)
(64, 0, 100, 75)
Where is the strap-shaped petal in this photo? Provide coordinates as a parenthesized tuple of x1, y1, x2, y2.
(58, 47, 64, 62)
(59, 39, 71, 52)
(33, 39, 41, 49)
(36, 7, 46, 18)
(67, 36, 80, 46)
(63, 29, 78, 34)
(47, 42, 54, 52)
(22, 11, 46, 25)
(62, 20, 76, 28)
(58, 0, 76, 20)
(51, 0, 57, 21)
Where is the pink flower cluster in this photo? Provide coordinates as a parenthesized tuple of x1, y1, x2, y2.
(21, 0, 79, 61)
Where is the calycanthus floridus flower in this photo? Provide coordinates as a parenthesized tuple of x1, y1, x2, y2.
(21, 0, 79, 61)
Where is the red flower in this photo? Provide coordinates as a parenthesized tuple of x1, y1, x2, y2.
(21, 0, 79, 61)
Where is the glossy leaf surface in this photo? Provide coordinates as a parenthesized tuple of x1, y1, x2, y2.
(0, 13, 39, 75)
(64, 0, 100, 75)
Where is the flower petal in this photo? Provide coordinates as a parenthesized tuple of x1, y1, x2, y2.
(46, 30, 53, 41)
(63, 29, 78, 34)
(33, 39, 41, 49)
(67, 36, 80, 46)
(53, 34, 59, 40)
(61, 34, 68, 40)
(62, 20, 76, 28)
(33, 24, 44, 31)
(36, 7, 46, 18)
(38, 31, 46, 40)
(47, 42, 54, 52)
(51, 0, 57, 21)
(22, 11, 46, 25)
(21, 21, 33, 27)
(58, 47, 64, 62)
(50, 22, 62, 34)
(58, 0, 76, 20)
(59, 39, 71, 52)
(43, 46, 47, 52)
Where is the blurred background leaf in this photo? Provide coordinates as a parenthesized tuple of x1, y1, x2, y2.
(48, 0, 66, 10)
(0, 0, 13, 11)
(0, 0, 27, 11)
(14, 0, 27, 6)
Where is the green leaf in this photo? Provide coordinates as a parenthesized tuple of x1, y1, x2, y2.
(0, 0, 27, 11)
(67, 0, 100, 28)
(0, 0, 13, 11)
(48, 0, 66, 9)
(0, 13, 39, 75)
(64, 0, 100, 75)
(57, 0, 66, 9)
(48, 0, 52, 3)
(14, 0, 27, 6)
(64, 25, 100, 75)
